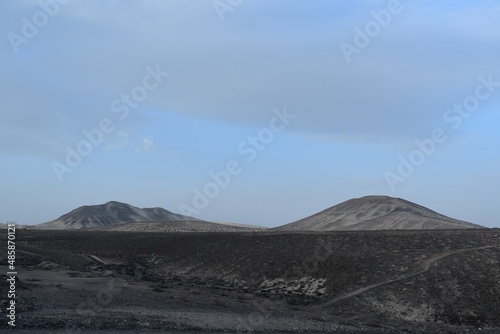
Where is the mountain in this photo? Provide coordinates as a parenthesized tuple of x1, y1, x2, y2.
(35, 201, 201, 230)
(275, 196, 485, 231)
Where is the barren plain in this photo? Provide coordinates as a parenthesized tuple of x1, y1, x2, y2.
(1, 228, 499, 333)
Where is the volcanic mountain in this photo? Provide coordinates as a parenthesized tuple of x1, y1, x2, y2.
(275, 196, 485, 231)
(35, 201, 266, 232)
(36, 201, 203, 230)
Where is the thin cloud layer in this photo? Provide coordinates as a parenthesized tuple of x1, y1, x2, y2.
(2, 0, 499, 156)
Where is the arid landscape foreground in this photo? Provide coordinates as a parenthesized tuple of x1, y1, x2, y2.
(1, 228, 500, 333)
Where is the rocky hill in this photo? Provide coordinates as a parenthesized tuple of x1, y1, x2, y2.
(35, 201, 201, 230)
(275, 196, 484, 231)
(35, 201, 266, 232)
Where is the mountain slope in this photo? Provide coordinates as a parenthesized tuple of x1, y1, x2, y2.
(94, 221, 266, 233)
(35, 201, 200, 230)
(275, 196, 485, 231)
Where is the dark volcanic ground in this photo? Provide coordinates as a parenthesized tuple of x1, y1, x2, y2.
(1, 228, 499, 333)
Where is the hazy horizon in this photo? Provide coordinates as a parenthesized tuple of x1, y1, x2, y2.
(1, 0, 499, 228)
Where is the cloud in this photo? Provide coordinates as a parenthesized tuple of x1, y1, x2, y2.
(1, 0, 499, 160)
(133, 135, 177, 159)
(135, 136, 155, 153)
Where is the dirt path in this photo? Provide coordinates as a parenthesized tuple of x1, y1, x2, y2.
(317, 245, 498, 309)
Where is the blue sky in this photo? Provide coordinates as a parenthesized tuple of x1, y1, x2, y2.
(1, 0, 499, 227)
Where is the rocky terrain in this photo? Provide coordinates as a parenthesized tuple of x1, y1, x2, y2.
(93, 220, 266, 233)
(1, 228, 499, 333)
(276, 196, 484, 231)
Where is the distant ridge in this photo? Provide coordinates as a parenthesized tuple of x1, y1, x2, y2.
(274, 196, 485, 231)
(35, 201, 200, 230)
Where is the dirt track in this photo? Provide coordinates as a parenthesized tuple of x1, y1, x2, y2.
(317, 245, 499, 308)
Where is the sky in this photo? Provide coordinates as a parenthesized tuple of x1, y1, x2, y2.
(1, 0, 499, 228)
